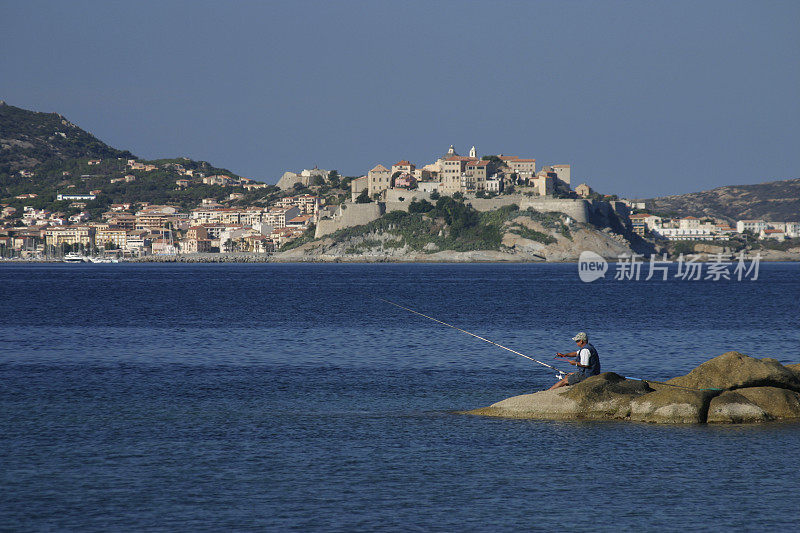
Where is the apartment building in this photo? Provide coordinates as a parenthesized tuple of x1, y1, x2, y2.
(45, 226, 95, 247)
(96, 227, 127, 248)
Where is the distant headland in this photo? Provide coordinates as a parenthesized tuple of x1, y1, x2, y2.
(2, 103, 798, 263)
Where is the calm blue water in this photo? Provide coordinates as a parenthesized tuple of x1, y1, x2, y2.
(1, 262, 799, 531)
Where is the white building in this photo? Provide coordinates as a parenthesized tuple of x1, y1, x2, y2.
(736, 220, 768, 233)
(651, 227, 725, 241)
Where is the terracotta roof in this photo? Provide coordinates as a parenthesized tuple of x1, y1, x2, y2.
(393, 160, 412, 166)
(511, 158, 536, 162)
(370, 164, 389, 172)
(468, 160, 489, 167)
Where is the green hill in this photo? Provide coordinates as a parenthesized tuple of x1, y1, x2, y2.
(0, 102, 284, 215)
(0, 101, 133, 173)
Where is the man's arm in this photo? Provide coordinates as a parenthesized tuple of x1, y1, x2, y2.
(572, 348, 590, 368)
(556, 350, 578, 358)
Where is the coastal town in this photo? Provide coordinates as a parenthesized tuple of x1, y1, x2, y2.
(0, 145, 797, 261)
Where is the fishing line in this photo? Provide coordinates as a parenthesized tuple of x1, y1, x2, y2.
(380, 298, 567, 374)
(384, 299, 722, 392)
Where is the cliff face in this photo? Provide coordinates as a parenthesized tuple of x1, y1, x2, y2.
(276, 211, 637, 262)
(647, 178, 800, 222)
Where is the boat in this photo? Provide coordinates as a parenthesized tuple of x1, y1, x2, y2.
(63, 253, 88, 263)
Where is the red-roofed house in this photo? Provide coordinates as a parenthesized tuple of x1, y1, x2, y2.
(760, 229, 785, 241)
(391, 160, 416, 176)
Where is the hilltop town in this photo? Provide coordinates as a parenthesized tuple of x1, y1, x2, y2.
(1, 102, 798, 262)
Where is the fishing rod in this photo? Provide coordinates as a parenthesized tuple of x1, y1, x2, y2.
(384, 299, 721, 391)
(380, 298, 568, 375)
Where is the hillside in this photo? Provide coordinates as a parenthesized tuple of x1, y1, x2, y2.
(0, 101, 133, 173)
(0, 102, 288, 214)
(275, 199, 644, 262)
(647, 178, 800, 222)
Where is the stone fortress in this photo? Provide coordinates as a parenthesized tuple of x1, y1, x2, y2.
(313, 145, 627, 239)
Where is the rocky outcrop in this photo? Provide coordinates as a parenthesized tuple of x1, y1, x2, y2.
(276, 172, 303, 190)
(276, 215, 635, 262)
(465, 352, 800, 424)
(666, 351, 800, 392)
(707, 387, 800, 423)
(630, 388, 717, 424)
(706, 391, 769, 423)
(276, 168, 329, 190)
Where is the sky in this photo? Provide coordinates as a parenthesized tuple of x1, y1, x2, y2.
(1, 0, 799, 197)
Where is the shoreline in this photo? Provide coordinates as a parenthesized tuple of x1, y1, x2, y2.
(2, 251, 799, 264)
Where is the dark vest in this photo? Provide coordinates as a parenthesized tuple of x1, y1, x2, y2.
(580, 343, 601, 376)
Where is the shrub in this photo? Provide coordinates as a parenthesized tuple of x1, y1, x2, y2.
(355, 189, 370, 203)
(408, 199, 434, 213)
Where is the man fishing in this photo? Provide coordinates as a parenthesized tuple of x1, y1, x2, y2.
(548, 332, 601, 390)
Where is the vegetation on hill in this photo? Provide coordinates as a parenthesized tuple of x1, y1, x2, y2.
(647, 178, 800, 222)
(0, 154, 285, 217)
(0, 102, 133, 173)
(321, 198, 567, 253)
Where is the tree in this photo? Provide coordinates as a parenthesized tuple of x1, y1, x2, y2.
(355, 189, 371, 203)
(429, 190, 440, 200)
(327, 170, 340, 187)
(453, 191, 464, 200)
(408, 199, 434, 213)
(311, 175, 325, 187)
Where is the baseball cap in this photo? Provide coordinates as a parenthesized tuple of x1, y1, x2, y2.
(572, 332, 588, 342)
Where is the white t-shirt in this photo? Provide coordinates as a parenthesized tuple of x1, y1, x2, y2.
(578, 347, 591, 367)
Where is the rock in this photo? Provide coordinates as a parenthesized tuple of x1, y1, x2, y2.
(561, 372, 653, 418)
(465, 373, 652, 421)
(466, 389, 580, 419)
(630, 388, 717, 424)
(467, 353, 800, 424)
(667, 351, 800, 392)
(693, 243, 727, 255)
(276, 171, 302, 190)
(706, 391, 768, 423)
(735, 387, 800, 420)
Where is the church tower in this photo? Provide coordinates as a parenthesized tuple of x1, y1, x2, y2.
(469, 146, 477, 159)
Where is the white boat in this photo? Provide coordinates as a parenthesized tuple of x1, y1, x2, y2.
(63, 253, 88, 263)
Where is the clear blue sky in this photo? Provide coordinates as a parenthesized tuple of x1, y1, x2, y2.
(2, 0, 798, 197)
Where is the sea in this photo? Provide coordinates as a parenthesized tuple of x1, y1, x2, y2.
(1, 262, 799, 531)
